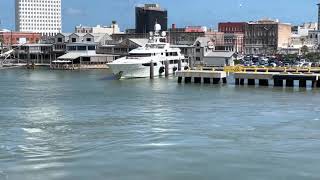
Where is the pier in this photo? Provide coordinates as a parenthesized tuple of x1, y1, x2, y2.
(176, 70, 227, 84)
(177, 66, 320, 88)
(234, 72, 320, 88)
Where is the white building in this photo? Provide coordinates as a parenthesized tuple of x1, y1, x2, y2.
(297, 22, 318, 36)
(75, 23, 121, 35)
(15, 0, 62, 36)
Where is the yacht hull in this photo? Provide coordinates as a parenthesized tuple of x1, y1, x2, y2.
(108, 62, 187, 79)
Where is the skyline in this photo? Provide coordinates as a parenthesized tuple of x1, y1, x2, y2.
(0, 0, 319, 32)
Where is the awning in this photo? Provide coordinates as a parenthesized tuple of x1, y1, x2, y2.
(58, 52, 83, 60)
(52, 60, 72, 63)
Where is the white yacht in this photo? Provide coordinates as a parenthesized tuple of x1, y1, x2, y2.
(108, 24, 188, 79)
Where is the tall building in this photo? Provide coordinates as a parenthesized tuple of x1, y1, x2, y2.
(135, 4, 168, 33)
(15, 0, 62, 36)
(318, 3, 320, 30)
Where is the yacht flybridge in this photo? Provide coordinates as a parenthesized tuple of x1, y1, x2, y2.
(108, 24, 188, 79)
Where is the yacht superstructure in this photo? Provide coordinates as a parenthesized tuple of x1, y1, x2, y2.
(108, 24, 188, 78)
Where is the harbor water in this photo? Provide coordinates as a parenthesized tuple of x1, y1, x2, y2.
(0, 69, 320, 180)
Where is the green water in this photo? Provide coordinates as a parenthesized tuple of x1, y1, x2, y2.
(0, 69, 320, 180)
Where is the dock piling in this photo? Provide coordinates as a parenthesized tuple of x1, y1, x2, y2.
(194, 77, 202, 84)
(164, 61, 169, 77)
(240, 79, 245, 85)
(259, 79, 269, 86)
(274, 79, 284, 87)
(248, 79, 255, 86)
(178, 60, 182, 71)
(185, 77, 192, 83)
(235, 78, 240, 85)
(203, 78, 211, 84)
(286, 79, 294, 87)
(150, 60, 154, 79)
(299, 80, 307, 88)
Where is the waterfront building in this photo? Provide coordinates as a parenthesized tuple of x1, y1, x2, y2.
(244, 19, 291, 55)
(0, 32, 41, 46)
(55, 33, 115, 68)
(12, 43, 53, 64)
(75, 22, 121, 35)
(96, 38, 149, 57)
(135, 4, 168, 33)
(15, 0, 62, 36)
(202, 51, 235, 67)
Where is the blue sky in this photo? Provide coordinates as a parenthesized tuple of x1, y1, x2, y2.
(0, 0, 318, 32)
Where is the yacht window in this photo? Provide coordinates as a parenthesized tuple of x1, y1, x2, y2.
(170, 60, 174, 64)
(170, 52, 173, 56)
(129, 53, 152, 57)
(142, 63, 157, 66)
(172, 52, 178, 56)
(88, 46, 96, 50)
(166, 53, 169, 56)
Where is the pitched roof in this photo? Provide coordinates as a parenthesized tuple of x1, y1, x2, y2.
(204, 51, 235, 58)
(128, 38, 149, 47)
(193, 37, 212, 47)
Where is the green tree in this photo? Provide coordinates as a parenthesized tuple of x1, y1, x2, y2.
(301, 45, 309, 55)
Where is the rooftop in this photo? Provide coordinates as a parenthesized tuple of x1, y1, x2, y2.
(204, 51, 235, 58)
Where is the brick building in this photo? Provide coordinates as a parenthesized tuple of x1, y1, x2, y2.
(218, 20, 291, 55)
(218, 22, 247, 33)
(0, 32, 41, 46)
(245, 19, 291, 55)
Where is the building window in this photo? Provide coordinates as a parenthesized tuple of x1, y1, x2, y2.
(72, 38, 77, 42)
(86, 38, 91, 42)
(57, 37, 62, 42)
(68, 46, 77, 51)
(196, 57, 200, 61)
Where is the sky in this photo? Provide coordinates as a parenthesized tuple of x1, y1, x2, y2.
(0, 0, 318, 32)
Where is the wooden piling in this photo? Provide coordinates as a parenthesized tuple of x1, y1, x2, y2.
(164, 61, 169, 77)
(178, 60, 182, 71)
(286, 79, 294, 87)
(235, 78, 240, 85)
(150, 60, 154, 79)
(194, 77, 201, 84)
(259, 79, 269, 86)
(212, 78, 220, 84)
(274, 79, 283, 87)
(248, 79, 255, 86)
(203, 78, 211, 84)
(222, 77, 227, 84)
(185, 77, 192, 83)
(299, 79, 307, 88)
(240, 79, 245, 85)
